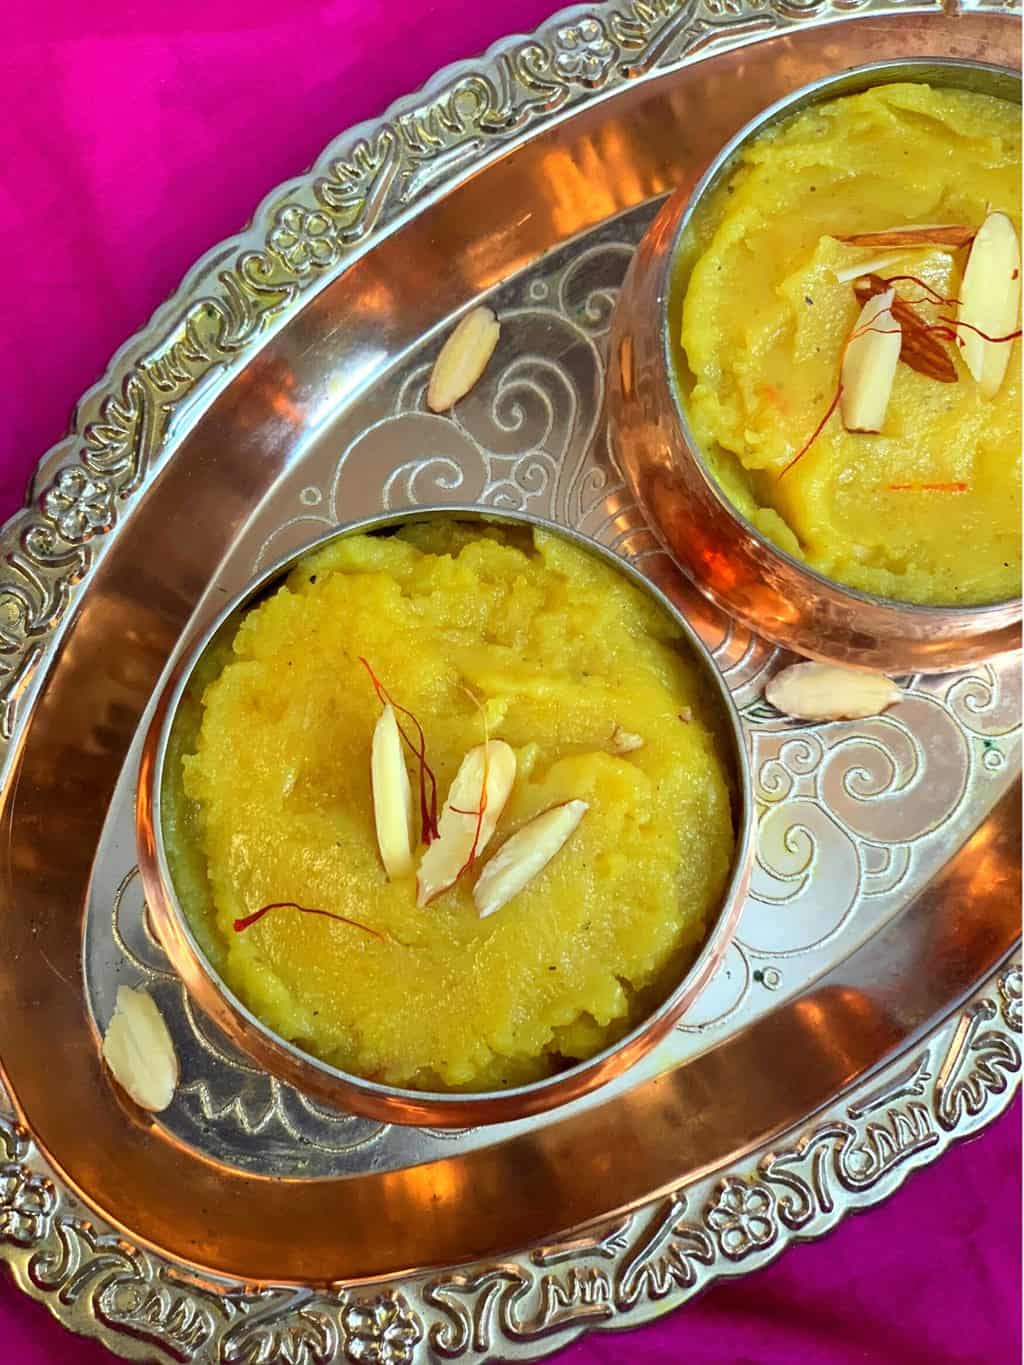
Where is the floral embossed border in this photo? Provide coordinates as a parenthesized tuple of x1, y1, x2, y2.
(1, 961, 1019, 1364)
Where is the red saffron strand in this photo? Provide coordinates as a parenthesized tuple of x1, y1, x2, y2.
(778, 386, 843, 481)
(931, 317, 1023, 345)
(233, 901, 386, 941)
(358, 657, 439, 844)
(879, 274, 959, 307)
(457, 759, 489, 878)
(777, 313, 900, 482)
(454, 687, 491, 879)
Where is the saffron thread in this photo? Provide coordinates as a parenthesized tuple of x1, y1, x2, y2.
(455, 685, 491, 878)
(778, 311, 905, 480)
(233, 901, 387, 941)
(778, 385, 844, 481)
(932, 317, 1023, 345)
(878, 274, 959, 307)
(359, 657, 439, 844)
(853, 276, 958, 383)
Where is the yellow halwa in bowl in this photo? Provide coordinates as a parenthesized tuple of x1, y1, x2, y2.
(679, 78, 1021, 607)
(139, 510, 751, 1126)
(607, 60, 1023, 671)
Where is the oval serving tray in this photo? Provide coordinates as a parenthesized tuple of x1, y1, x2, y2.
(0, 4, 1020, 1363)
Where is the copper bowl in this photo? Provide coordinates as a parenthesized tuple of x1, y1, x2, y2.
(607, 58, 1022, 673)
(136, 507, 753, 1127)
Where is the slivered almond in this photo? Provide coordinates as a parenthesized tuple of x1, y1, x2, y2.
(371, 703, 414, 880)
(853, 275, 957, 383)
(840, 290, 901, 432)
(416, 740, 516, 905)
(957, 211, 1021, 399)
(427, 306, 500, 412)
(611, 725, 644, 754)
(474, 800, 588, 919)
(897, 319, 958, 384)
(102, 986, 179, 1113)
(833, 253, 906, 285)
(766, 663, 902, 722)
(838, 224, 975, 249)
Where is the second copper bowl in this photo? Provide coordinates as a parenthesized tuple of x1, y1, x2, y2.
(607, 58, 1022, 674)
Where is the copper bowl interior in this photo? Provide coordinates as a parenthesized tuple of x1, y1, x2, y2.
(137, 507, 754, 1128)
(608, 58, 1022, 671)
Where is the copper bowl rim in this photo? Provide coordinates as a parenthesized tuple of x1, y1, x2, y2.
(658, 56, 1023, 623)
(136, 506, 754, 1127)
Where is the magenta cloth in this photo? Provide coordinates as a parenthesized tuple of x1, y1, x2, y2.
(2, 4, 1021, 1362)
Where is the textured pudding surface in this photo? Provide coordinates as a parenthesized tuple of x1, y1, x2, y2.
(165, 523, 736, 1092)
(678, 82, 1021, 606)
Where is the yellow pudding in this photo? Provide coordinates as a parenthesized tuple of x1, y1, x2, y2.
(677, 82, 1021, 605)
(164, 522, 736, 1092)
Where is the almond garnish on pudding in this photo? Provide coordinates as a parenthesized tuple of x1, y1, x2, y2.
(838, 224, 976, 248)
(832, 252, 906, 285)
(778, 289, 902, 480)
(474, 800, 589, 919)
(610, 724, 645, 754)
(957, 211, 1022, 399)
(370, 703, 415, 880)
(416, 740, 516, 906)
(840, 289, 901, 432)
(852, 275, 958, 383)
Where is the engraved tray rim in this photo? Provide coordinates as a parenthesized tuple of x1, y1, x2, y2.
(0, 2, 1020, 1361)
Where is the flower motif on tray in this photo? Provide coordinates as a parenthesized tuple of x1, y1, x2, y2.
(269, 204, 337, 274)
(341, 1292, 422, 1365)
(41, 467, 114, 542)
(553, 18, 616, 85)
(0, 1162, 55, 1246)
(999, 966, 1022, 1033)
(705, 1178, 776, 1258)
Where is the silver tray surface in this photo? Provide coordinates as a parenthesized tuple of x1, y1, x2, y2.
(0, 3, 1020, 1362)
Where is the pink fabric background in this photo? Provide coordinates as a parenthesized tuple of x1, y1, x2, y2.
(2, 3, 1020, 1361)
